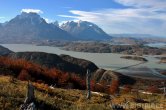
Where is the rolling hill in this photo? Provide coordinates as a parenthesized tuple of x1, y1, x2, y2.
(8, 52, 98, 76)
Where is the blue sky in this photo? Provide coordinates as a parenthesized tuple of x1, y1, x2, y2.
(0, 0, 166, 37)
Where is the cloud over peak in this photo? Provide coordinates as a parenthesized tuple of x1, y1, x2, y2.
(21, 9, 43, 14)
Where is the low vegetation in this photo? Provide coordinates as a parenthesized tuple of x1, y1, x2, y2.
(0, 56, 119, 94)
(0, 76, 112, 110)
(0, 56, 165, 110)
(0, 76, 165, 110)
(0, 56, 86, 89)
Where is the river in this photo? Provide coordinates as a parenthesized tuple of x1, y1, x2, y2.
(146, 43, 166, 48)
(1, 44, 165, 71)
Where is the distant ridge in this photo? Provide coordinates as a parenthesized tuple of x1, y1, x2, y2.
(110, 33, 165, 38)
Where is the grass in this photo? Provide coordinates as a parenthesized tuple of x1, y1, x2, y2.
(111, 92, 166, 110)
(0, 75, 165, 110)
(0, 76, 111, 110)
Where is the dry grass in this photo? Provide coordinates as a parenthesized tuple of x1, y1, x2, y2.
(0, 76, 165, 110)
(111, 93, 166, 110)
(0, 76, 112, 110)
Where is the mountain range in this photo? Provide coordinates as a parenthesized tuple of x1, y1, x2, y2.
(60, 21, 111, 40)
(0, 12, 111, 42)
(0, 12, 74, 42)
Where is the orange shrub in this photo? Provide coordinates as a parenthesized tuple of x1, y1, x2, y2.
(109, 80, 119, 94)
(122, 85, 132, 94)
(18, 69, 31, 81)
(0, 56, 87, 90)
(0, 56, 112, 93)
(147, 86, 162, 93)
(94, 83, 106, 93)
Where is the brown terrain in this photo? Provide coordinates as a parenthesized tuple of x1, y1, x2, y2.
(120, 56, 148, 62)
(0, 45, 166, 110)
(159, 57, 166, 63)
(48, 42, 165, 55)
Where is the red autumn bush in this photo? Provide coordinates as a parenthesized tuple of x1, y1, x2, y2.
(109, 80, 119, 94)
(0, 56, 113, 93)
(122, 85, 132, 94)
(0, 56, 86, 89)
(94, 83, 106, 93)
(147, 86, 162, 93)
(18, 69, 31, 81)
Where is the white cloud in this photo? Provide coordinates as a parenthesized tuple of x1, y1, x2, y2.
(59, 20, 70, 25)
(0, 17, 5, 19)
(115, 0, 166, 9)
(21, 9, 43, 14)
(0, 17, 5, 22)
(59, 19, 79, 26)
(59, 0, 166, 36)
(43, 18, 54, 23)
